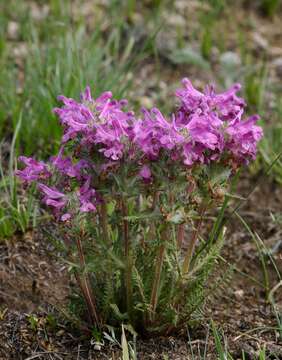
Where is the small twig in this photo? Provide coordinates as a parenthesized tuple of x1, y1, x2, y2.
(233, 326, 279, 341)
(268, 280, 282, 303)
(76, 344, 81, 360)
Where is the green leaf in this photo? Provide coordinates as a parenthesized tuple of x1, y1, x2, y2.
(107, 200, 116, 216)
(121, 324, 130, 360)
(209, 166, 231, 186)
(123, 323, 138, 338)
(124, 211, 162, 222)
(110, 304, 128, 321)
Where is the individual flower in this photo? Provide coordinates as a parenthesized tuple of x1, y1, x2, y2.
(50, 147, 89, 179)
(78, 177, 97, 212)
(182, 143, 206, 166)
(225, 115, 263, 162)
(90, 97, 134, 160)
(183, 112, 223, 150)
(61, 213, 71, 222)
(37, 183, 67, 210)
(16, 156, 51, 183)
(53, 96, 93, 142)
(209, 83, 245, 121)
(139, 164, 152, 181)
(37, 184, 73, 221)
(93, 117, 129, 160)
(80, 85, 93, 102)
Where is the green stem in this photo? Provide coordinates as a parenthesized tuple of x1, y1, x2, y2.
(148, 191, 159, 242)
(122, 199, 132, 317)
(149, 227, 168, 321)
(100, 199, 110, 245)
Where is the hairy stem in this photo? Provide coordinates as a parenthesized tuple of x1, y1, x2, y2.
(60, 229, 100, 327)
(152, 190, 159, 209)
(100, 199, 110, 245)
(76, 236, 100, 327)
(177, 224, 185, 249)
(176, 181, 195, 250)
(182, 203, 207, 275)
(149, 227, 168, 321)
(148, 191, 159, 242)
(121, 199, 132, 316)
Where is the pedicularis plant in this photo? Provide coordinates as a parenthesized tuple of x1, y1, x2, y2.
(16, 78, 263, 335)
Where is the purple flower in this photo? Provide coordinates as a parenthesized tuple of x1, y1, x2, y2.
(16, 78, 263, 227)
(139, 165, 152, 180)
(210, 83, 245, 121)
(176, 112, 224, 166)
(184, 112, 222, 150)
(50, 147, 89, 179)
(133, 108, 183, 158)
(53, 100, 93, 142)
(173, 78, 263, 165)
(80, 85, 93, 102)
(93, 119, 128, 160)
(54, 86, 134, 161)
(78, 177, 97, 212)
(182, 143, 205, 166)
(61, 213, 71, 221)
(226, 115, 263, 162)
(91, 98, 134, 160)
(37, 183, 67, 210)
(16, 156, 51, 183)
(175, 78, 205, 115)
(175, 78, 245, 124)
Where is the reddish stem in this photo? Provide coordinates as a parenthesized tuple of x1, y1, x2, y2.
(76, 236, 101, 327)
(149, 227, 168, 321)
(182, 203, 206, 275)
(177, 224, 185, 249)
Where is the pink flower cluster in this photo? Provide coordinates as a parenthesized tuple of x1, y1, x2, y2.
(54, 87, 134, 160)
(16, 78, 263, 221)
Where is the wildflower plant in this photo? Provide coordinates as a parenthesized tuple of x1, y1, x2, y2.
(16, 78, 263, 334)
